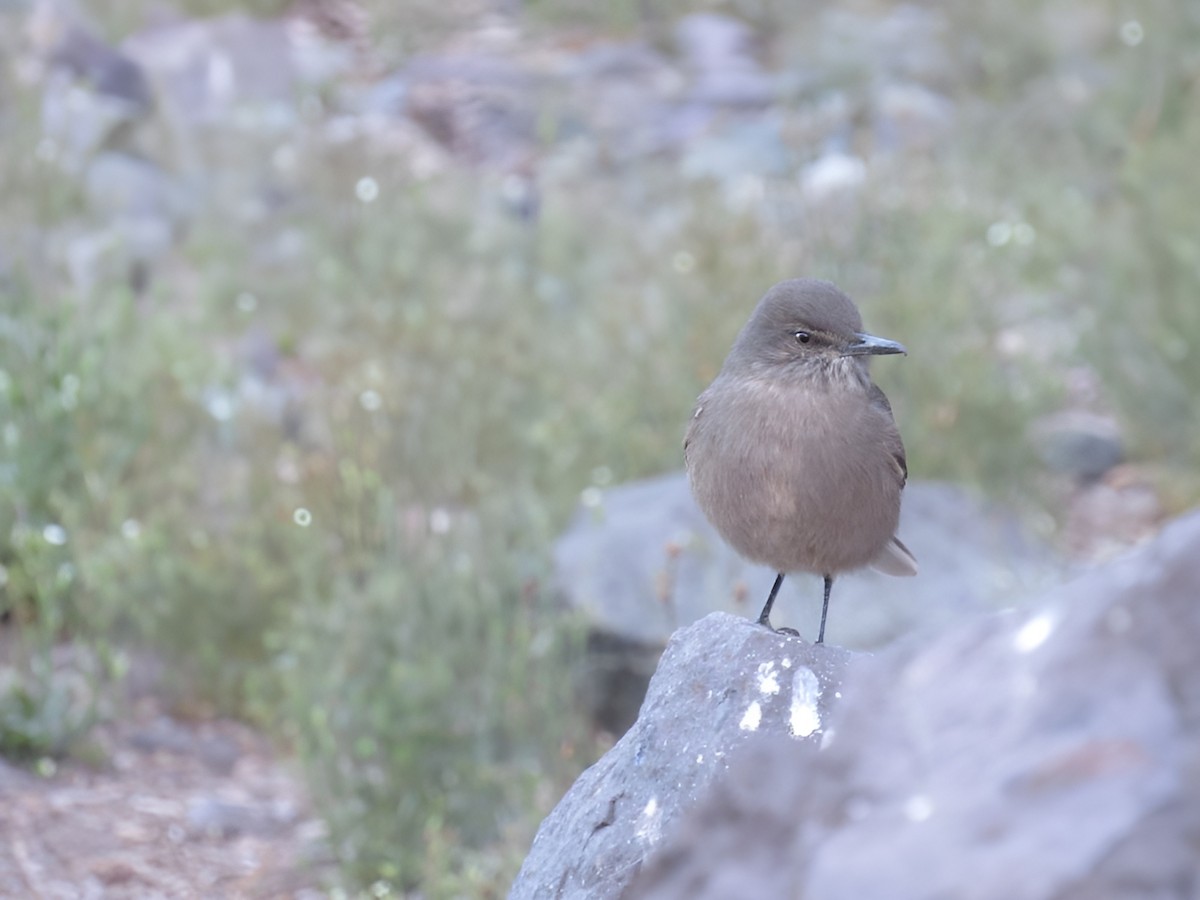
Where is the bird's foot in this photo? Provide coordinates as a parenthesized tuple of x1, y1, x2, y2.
(756, 616, 800, 637)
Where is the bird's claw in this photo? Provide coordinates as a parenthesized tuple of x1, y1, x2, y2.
(756, 617, 801, 638)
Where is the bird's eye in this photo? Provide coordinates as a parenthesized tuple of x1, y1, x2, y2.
(794, 331, 811, 344)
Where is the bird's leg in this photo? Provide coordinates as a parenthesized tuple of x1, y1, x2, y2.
(756, 573, 785, 629)
(816, 575, 834, 644)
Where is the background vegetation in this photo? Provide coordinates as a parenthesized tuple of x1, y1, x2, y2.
(1, 0, 1198, 894)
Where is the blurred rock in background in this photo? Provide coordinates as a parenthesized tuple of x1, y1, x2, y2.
(555, 473, 1063, 735)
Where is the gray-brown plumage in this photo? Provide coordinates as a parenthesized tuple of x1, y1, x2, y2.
(684, 278, 916, 643)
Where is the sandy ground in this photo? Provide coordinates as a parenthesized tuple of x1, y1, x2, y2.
(0, 695, 334, 899)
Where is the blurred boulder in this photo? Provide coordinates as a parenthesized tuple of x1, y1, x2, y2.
(556, 473, 1060, 732)
(566, 40, 688, 161)
(670, 14, 785, 188)
(186, 795, 294, 839)
(509, 612, 851, 900)
(83, 151, 187, 222)
(129, 716, 241, 774)
(556, 473, 1059, 647)
(122, 14, 312, 133)
(402, 52, 537, 170)
(29, 1, 153, 166)
(62, 217, 172, 295)
(626, 507, 1200, 899)
(118, 13, 351, 222)
(1031, 409, 1125, 482)
(44, 23, 152, 110)
(674, 13, 775, 108)
(64, 151, 190, 293)
(286, 0, 368, 81)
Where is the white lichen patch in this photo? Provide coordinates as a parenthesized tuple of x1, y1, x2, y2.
(788, 667, 822, 738)
(636, 795, 662, 843)
(739, 700, 763, 732)
(756, 660, 781, 695)
(1014, 611, 1055, 653)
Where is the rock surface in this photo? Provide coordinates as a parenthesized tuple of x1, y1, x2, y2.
(555, 472, 1061, 649)
(508, 613, 851, 900)
(1031, 409, 1125, 482)
(123, 15, 303, 130)
(622, 509, 1200, 900)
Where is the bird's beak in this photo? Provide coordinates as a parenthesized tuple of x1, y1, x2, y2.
(843, 332, 907, 357)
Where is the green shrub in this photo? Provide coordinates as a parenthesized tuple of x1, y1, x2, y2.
(0, 279, 142, 757)
(273, 518, 589, 888)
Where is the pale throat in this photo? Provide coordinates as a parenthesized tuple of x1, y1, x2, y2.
(773, 354, 872, 393)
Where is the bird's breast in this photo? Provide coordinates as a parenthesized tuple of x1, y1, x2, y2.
(686, 373, 903, 575)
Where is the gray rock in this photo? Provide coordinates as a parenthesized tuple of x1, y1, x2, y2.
(129, 717, 241, 774)
(61, 220, 169, 295)
(187, 795, 295, 838)
(555, 473, 1060, 649)
(47, 22, 153, 111)
(675, 13, 776, 107)
(1031, 410, 1125, 482)
(39, 50, 150, 168)
(83, 151, 189, 223)
(675, 13, 757, 71)
(353, 70, 408, 118)
(571, 40, 673, 83)
(115, 14, 344, 224)
(401, 53, 537, 169)
(509, 613, 851, 900)
(626, 509, 1200, 900)
(566, 41, 687, 162)
(59, 151, 190, 293)
(28, 2, 153, 166)
(123, 15, 301, 131)
(566, 33, 781, 165)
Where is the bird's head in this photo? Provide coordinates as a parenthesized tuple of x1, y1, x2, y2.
(724, 278, 906, 379)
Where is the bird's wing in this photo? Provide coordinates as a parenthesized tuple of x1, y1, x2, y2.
(682, 396, 705, 464)
(866, 381, 916, 575)
(868, 383, 908, 489)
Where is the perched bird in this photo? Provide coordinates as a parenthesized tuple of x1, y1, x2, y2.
(684, 278, 916, 643)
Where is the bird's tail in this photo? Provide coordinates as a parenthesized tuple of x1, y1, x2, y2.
(871, 536, 918, 576)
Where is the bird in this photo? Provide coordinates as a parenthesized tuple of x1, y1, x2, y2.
(684, 278, 916, 643)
